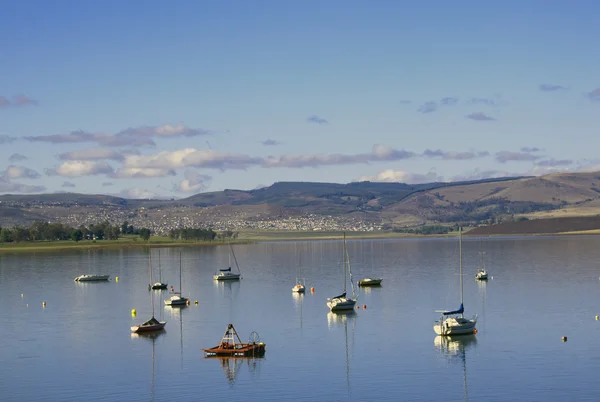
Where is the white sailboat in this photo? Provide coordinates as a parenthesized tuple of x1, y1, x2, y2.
(132, 257, 167, 333)
(327, 233, 357, 311)
(150, 249, 168, 290)
(434, 228, 478, 336)
(292, 242, 306, 293)
(165, 252, 189, 306)
(475, 238, 489, 280)
(213, 241, 241, 281)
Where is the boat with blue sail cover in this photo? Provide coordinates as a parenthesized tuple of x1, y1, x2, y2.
(213, 241, 241, 281)
(434, 228, 478, 336)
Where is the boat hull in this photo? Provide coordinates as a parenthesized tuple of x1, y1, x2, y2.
(213, 273, 241, 281)
(131, 322, 166, 333)
(151, 282, 168, 290)
(165, 296, 189, 306)
(327, 297, 357, 311)
(292, 284, 306, 293)
(358, 278, 382, 286)
(203, 343, 266, 357)
(434, 316, 477, 336)
(74, 274, 110, 282)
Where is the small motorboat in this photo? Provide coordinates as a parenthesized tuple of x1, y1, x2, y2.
(203, 324, 266, 357)
(131, 316, 166, 333)
(150, 282, 168, 290)
(74, 274, 110, 282)
(475, 269, 488, 280)
(358, 277, 383, 287)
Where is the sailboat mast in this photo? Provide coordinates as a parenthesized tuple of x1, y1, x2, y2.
(158, 249, 162, 282)
(343, 233, 347, 293)
(179, 252, 182, 292)
(150, 255, 155, 317)
(459, 227, 463, 313)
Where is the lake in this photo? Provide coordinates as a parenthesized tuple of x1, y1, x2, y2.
(1, 235, 600, 401)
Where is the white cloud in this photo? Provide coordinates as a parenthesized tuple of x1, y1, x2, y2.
(3, 165, 41, 179)
(117, 187, 161, 199)
(45, 161, 114, 177)
(178, 170, 212, 193)
(356, 169, 443, 184)
(112, 167, 176, 178)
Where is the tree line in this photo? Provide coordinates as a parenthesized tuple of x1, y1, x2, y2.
(0, 220, 150, 243)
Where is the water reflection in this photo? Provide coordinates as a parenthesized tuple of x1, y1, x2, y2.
(434, 335, 477, 402)
(327, 311, 356, 396)
(131, 330, 165, 402)
(292, 291, 304, 330)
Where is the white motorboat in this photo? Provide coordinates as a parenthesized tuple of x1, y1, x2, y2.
(327, 233, 357, 311)
(165, 252, 189, 306)
(358, 277, 383, 286)
(74, 274, 110, 282)
(434, 228, 478, 336)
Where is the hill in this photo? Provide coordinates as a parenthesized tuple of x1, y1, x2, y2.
(1, 172, 600, 234)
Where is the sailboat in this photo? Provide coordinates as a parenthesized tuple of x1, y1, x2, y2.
(292, 242, 306, 293)
(327, 233, 357, 311)
(434, 227, 478, 336)
(165, 252, 189, 306)
(475, 238, 489, 280)
(149, 249, 168, 290)
(131, 256, 167, 333)
(213, 241, 241, 281)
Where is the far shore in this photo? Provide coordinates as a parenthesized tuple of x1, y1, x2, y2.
(1, 228, 599, 254)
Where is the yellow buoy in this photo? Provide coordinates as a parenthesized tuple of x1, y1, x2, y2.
(42, 301, 46, 307)
(131, 309, 137, 315)
(562, 336, 567, 342)
(115, 276, 119, 282)
(21, 293, 24, 298)
(194, 300, 199, 305)
(596, 316, 599, 320)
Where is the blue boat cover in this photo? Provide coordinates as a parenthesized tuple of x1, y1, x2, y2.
(220, 267, 232, 272)
(443, 303, 464, 316)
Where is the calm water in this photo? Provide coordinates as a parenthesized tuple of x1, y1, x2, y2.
(1, 236, 600, 401)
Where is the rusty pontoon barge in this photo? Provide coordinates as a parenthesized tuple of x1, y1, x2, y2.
(203, 324, 266, 357)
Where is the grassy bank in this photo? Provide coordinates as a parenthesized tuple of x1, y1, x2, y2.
(2, 228, 598, 254)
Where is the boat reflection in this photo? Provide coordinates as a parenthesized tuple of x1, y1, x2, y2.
(434, 335, 477, 402)
(214, 357, 263, 386)
(292, 291, 304, 330)
(131, 330, 165, 402)
(327, 311, 356, 396)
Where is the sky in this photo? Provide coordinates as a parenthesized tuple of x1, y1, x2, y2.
(1, 0, 600, 199)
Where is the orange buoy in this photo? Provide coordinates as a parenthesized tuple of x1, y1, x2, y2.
(473, 328, 478, 334)
(356, 306, 360, 309)
(363, 304, 367, 309)
(310, 287, 315, 293)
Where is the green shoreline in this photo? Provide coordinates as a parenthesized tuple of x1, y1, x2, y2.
(1, 229, 599, 254)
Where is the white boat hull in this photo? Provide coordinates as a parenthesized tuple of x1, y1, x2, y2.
(434, 316, 478, 336)
(292, 284, 306, 293)
(213, 273, 241, 281)
(327, 297, 356, 311)
(358, 278, 382, 286)
(165, 295, 188, 306)
(475, 271, 488, 280)
(74, 274, 110, 282)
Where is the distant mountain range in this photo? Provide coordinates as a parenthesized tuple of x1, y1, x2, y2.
(2, 171, 600, 232)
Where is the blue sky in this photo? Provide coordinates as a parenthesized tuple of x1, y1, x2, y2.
(1, 1, 599, 198)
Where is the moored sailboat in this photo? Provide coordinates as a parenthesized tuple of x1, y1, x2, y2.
(214, 241, 242, 281)
(327, 233, 357, 311)
(165, 252, 189, 306)
(434, 228, 478, 336)
(132, 256, 166, 333)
